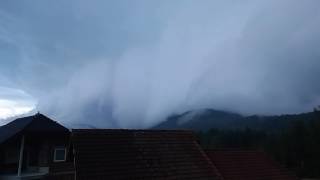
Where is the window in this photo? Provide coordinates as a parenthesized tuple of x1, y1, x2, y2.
(53, 147, 66, 162)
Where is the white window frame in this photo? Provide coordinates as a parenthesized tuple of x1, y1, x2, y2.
(53, 147, 66, 162)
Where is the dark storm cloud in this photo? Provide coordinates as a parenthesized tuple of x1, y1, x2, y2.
(0, 0, 320, 128)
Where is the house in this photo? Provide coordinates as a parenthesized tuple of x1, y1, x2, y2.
(1, 114, 299, 180)
(205, 149, 298, 180)
(0, 114, 72, 180)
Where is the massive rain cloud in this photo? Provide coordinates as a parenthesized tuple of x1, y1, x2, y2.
(1, 0, 320, 128)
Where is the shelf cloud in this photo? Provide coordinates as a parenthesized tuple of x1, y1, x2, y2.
(1, 0, 320, 128)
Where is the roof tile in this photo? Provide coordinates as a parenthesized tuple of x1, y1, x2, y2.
(72, 129, 222, 180)
(206, 149, 298, 180)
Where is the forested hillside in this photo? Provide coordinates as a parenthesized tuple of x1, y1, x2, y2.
(197, 110, 320, 178)
(154, 109, 320, 178)
(154, 108, 318, 132)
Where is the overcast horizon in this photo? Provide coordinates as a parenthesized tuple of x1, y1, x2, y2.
(1, 0, 320, 128)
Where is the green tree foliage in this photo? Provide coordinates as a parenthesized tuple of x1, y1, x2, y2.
(197, 109, 320, 178)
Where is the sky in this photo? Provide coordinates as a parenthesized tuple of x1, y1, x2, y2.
(0, 0, 320, 128)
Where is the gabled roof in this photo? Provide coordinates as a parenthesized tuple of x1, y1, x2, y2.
(205, 149, 298, 180)
(0, 113, 69, 144)
(72, 129, 222, 180)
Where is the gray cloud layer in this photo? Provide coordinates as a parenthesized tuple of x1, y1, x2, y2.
(1, 0, 320, 128)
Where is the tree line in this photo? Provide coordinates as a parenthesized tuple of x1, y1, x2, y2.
(197, 109, 320, 178)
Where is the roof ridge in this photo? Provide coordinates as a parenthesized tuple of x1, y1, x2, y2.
(195, 141, 225, 180)
(0, 113, 68, 144)
(0, 114, 35, 144)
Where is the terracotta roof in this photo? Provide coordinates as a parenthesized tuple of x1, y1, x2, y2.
(0, 113, 69, 144)
(72, 129, 222, 180)
(206, 149, 298, 180)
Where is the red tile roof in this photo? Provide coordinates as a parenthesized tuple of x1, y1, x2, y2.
(206, 149, 298, 180)
(72, 129, 222, 180)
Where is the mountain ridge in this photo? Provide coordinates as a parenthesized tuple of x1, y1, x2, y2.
(153, 108, 317, 132)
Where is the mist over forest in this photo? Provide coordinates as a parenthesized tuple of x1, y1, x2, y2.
(1, 0, 320, 128)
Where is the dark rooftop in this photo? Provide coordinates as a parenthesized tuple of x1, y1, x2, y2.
(206, 149, 298, 180)
(72, 129, 222, 180)
(0, 113, 69, 145)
